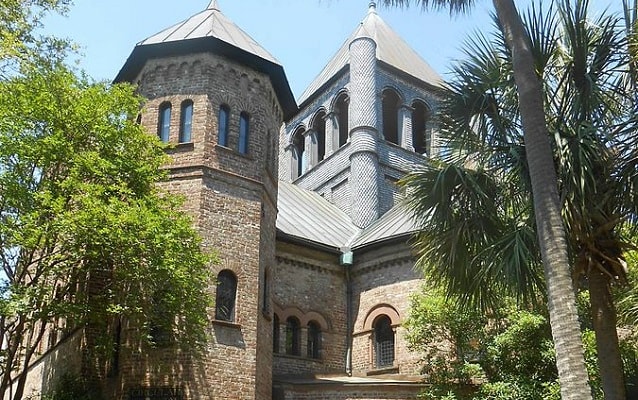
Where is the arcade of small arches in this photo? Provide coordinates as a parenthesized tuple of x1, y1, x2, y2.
(211, 272, 403, 371)
(288, 88, 433, 180)
(272, 306, 329, 360)
(154, 98, 252, 156)
(267, 303, 401, 370)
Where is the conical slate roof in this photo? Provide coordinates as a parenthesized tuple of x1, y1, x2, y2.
(298, 2, 444, 106)
(114, 1, 297, 119)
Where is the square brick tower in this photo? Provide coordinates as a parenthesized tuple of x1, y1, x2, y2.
(114, 1, 296, 398)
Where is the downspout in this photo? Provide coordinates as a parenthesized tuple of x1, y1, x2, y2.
(340, 247, 354, 376)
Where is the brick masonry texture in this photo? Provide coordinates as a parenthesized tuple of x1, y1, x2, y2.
(122, 37, 436, 400)
(18, 7, 451, 399)
(117, 51, 283, 400)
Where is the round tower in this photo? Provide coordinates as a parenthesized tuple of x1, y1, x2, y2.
(114, 1, 295, 399)
(348, 2, 381, 228)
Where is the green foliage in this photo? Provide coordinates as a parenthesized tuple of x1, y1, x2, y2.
(39, 373, 101, 400)
(406, 288, 638, 399)
(616, 249, 638, 326)
(0, 0, 73, 75)
(402, 1, 637, 396)
(0, 63, 214, 395)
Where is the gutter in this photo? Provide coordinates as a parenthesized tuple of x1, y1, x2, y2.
(340, 246, 354, 376)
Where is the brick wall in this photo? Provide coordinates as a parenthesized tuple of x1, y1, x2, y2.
(350, 243, 423, 376)
(272, 243, 347, 376)
(117, 50, 283, 399)
(276, 384, 422, 400)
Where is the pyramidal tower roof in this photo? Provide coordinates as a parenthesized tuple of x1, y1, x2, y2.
(136, 0, 279, 65)
(298, 2, 444, 105)
(115, 1, 297, 119)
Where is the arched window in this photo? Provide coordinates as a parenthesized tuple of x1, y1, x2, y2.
(382, 89, 401, 145)
(307, 321, 321, 359)
(108, 319, 122, 377)
(218, 105, 230, 147)
(262, 268, 270, 314)
(239, 112, 250, 154)
(273, 314, 280, 354)
(158, 102, 171, 143)
(179, 100, 193, 143)
(412, 101, 431, 155)
(374, 315, 394, 368)
(215, 270, 237, 322)
(335, 94, 349, 148)
(149, 290, 172, 346)
(291, 127, 305, 179)
(285, 317, 301, 356)
(312, 111, 326, 163)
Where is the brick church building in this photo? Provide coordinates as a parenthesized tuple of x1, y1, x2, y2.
(17, 1, 445, 399)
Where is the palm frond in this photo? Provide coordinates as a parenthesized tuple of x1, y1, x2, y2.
(380, 0, 477, 15)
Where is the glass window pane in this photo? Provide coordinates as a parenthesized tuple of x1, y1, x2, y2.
(180, 100, 193, 143)
(158, 103, 171, 143)
(218, 105, 229, 147)
(239, 112, 249, 154)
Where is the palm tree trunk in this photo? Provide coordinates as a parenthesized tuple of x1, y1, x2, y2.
(589, 268, 627, 399)
(492, 1, 592, 398)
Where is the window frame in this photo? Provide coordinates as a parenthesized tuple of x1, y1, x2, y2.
(307, 321, 321, 359)
(179, 99, 194, 143)
(215, 270, 238, 322)
(238, 111, 250, 154)
(373, 315, 395, 369)
(285, 316, 301, 356)
(218, 104, 230, 147)
(158, 102, 172, 143)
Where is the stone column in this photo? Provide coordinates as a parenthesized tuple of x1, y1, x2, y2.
(399, 104, 414, 151)
(348, 28, 380, 228)
(304, 129, 316, 170)
(284, 144, 297, 180)
(325, 111, 338, 156)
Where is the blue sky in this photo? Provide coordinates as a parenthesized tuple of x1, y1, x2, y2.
(44, 0, 621, 99)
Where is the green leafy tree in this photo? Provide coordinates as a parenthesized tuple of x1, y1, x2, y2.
(0, 63, 213, 400)
(0, 0, 72, 76)
(0, 3, 213, 399)
(405, 289, 638, 399)
(402, 1, 637, 398)
(382, 0, 591, 397)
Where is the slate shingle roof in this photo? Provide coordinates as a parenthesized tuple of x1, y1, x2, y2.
(298, 3, 444, 106)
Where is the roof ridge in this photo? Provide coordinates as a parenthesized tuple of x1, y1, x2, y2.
(298, 6, 443, 105)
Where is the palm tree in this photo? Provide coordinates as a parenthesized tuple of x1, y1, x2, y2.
(403, 1, 637, 398)
(382, 0, 592, 398)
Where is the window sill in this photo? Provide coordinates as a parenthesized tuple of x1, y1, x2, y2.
(366, 366, 399, 376)
(166, 141, 194, 153)
(215, 144, 253, 160)
(274, 353, 323, 363)
(212, 319, 241, 329)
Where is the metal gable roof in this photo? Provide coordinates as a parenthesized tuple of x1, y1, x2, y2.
(298, 3, 444, 105)
(349, 202, 418, 250)
(276, 181, 360, 249)
(276, 181, 419, 252)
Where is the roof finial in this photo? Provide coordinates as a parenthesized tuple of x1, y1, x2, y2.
(368, 1, 377, 13)
(207, 0, 220, 10)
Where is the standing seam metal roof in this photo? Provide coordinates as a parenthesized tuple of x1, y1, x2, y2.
(114, 1, 297, 120)
(276, 182, 418, 251)
(276, 182, 360, 249)
(137, 2, 279, 65)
